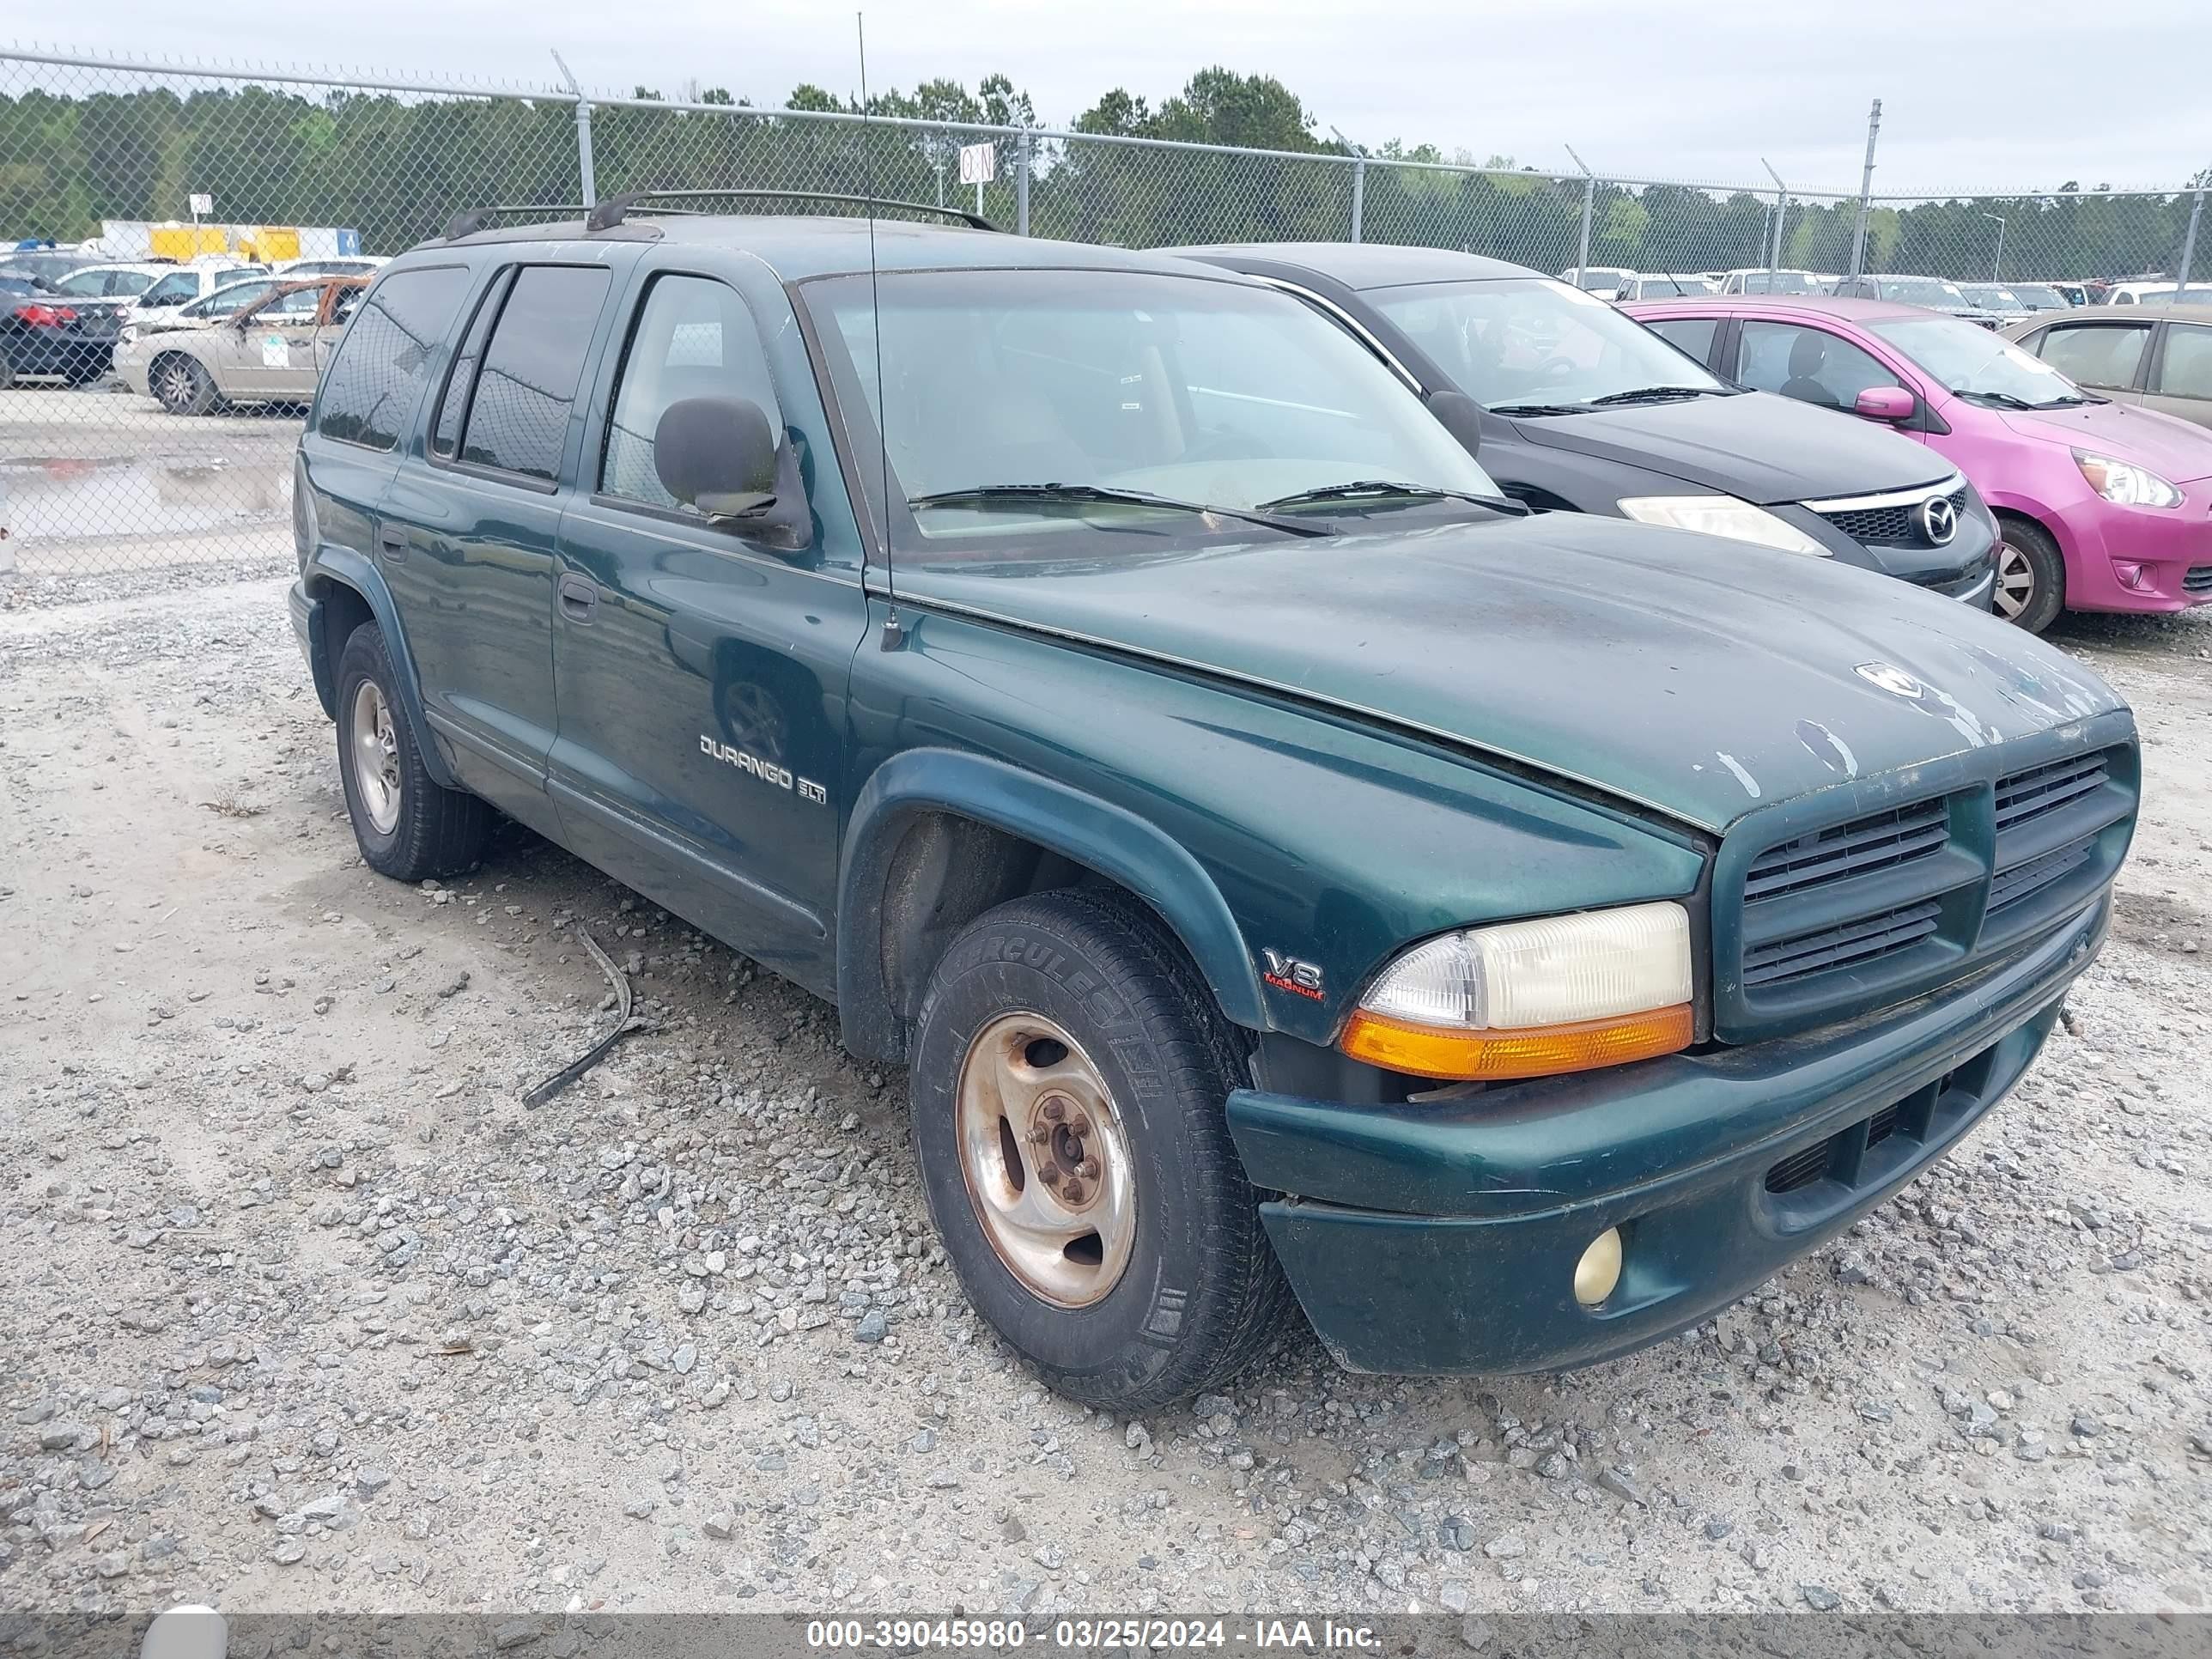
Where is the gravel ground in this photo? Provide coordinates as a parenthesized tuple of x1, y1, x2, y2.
(2, 578, 2209, 1621)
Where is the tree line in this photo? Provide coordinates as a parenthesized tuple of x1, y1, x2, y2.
(2, 67, 2203, 284)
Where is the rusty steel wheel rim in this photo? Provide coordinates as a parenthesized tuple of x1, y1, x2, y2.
(954, 1011, 1137, 1308)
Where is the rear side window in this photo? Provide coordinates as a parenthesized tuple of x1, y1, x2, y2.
(2155, 325, 2212, 401)
(600, 274, 781, 511)
(2036, 322, 2150, 390)
(455, 265, 611, 482)
(315, 265, 470, 452)
(1645, 316, 1717, 365)
(432, 270, 514, 459)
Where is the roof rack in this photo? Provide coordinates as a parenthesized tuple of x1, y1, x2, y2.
(584, 189, 1002, 233)
(438, 190, 1000, 244)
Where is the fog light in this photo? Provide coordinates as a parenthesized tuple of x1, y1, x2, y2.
(1573, 1228, 1623, 1306)
(2114, 562, 2146, 589)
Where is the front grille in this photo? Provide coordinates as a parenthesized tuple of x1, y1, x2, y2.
(2185, 566, 2212, 594)
(1816, 485, 1969, 549)
(1989, 836, 2097, 915)
(1743, 799, 1948, 903)
(1763, 1140, 1833, 1195)
(1996, 752, 2108, 833)
(1743, 899, 1941, 987)
(1717, 737, 2136, 1042)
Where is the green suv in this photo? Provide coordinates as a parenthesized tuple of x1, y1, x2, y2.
(289, 198, 2138, 1411)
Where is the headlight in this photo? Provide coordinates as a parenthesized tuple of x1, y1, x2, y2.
(1618, 495, 1832, 555)
(2073, 450, 2183, 508)
(1339, 902, 1694, 1081)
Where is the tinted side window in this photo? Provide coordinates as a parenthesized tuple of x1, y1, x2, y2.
(600, 274, 781, 510)
(2154, 324, 2212, 401)
(1645, 316, 1717, 365)
(2038, 323, 2151, 390)
(1735, 321, 1893, 409)
(315, 266, 470, 452)
(432, 269, 514, 459)
(460, 265, 611, 482)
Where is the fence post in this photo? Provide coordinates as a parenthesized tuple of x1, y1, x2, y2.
(2179, 183, 2206, 292)
(1761, 159, 1786, 275)
(574, 100, 597, 207)
(1350, 156, 1366, 244)
(1015, 130, 1032, 234)
(1847, 98, 1881, 280)
(1565, 144, 1595, 288)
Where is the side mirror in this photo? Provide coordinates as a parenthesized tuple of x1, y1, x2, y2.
(653, 396, 779, 518)
(1853, 386, 1916, 422)
(1425, 388, 1484, 459)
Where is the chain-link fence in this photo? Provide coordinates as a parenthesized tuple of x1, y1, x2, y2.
(3, 45, 2206, 593)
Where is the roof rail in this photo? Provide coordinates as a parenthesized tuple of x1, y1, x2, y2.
(440, 204, 586, 241)
(585, 188, 1002, 233)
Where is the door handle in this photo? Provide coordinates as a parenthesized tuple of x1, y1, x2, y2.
(558, 572, 600, 623)
(377, 524, 408, 562)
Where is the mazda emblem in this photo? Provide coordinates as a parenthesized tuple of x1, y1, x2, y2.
(1917, 495, 1958, 546)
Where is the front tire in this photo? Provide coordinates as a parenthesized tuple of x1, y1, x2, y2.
(909, 889, 1297, 1412)
(1995, 519, 2065, 634)
(334, 621, 491, 881)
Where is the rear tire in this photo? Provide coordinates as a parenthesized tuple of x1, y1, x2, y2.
(151, 353, 218, 416)
(1995, 519, 2065, 634)
(334, 621, 491, 881)
(909, 888, 1298, 1412)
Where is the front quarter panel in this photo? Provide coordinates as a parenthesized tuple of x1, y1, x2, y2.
(842, 606, 1707, 1047)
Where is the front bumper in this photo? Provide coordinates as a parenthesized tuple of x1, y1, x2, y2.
(1227, 893, 2108, 1375)
(2043, 476, 2212, 613)
(1777, 494, 1998, 599)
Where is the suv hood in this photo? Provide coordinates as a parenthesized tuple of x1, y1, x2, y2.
(1996, 398, 2212, 484)
(903, 514, 2125, 835)
(1508, 391, 1950, 504)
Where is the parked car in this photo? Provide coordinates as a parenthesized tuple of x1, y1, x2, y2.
(2002, 302, 2212, 433)
(1959, 283, 2035, 322)
(273, 255, 388, 279)
(2050, 283, 2094, 308)
(2140, 287, 2212, 308)
(1559, 264, 1635, 300)
(116, 276, 364, 414)
(1625, 295, 2212, 632)
(291, 201, 2136, 1408)
(118, 260, 272, 335)
(1616, 272, 1718, 300)
(2101, 282, 2177, 307)
(46, 260, 176, 306)
(1173, 243, 1996, 601)
(1996, 283, 2074, 313)
(0, 289, 123, 387)
(1718, 268, 1824, 295)
(1831, 274, 2001, 327)
(0, 246, 101, 287)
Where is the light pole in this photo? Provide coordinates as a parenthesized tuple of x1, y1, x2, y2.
(1982, 212, 2006, 282)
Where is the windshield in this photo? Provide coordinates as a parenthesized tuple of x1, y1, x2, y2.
(1868, 314, 2090, 407)
(2008, 284, 2067, 309)
(806, 268, 1501, 565)
(1879, 275, 1971, 308)
(1736, 270, 1817, 294)
(1961, 285, 2027, 313)
(1365, 276, 1727, 410)
(185, 279, 277, 319)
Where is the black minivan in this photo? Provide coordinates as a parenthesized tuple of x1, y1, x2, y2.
(1176, 243, 1997, 604)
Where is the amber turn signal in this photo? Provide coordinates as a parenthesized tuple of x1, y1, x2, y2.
(1338, 1004, 1694, 1082)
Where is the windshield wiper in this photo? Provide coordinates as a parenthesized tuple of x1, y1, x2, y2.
(1587, 386, 1732, 406)
(1257, 478, 1526, 516)
(1958, 390, 2041, 410)
(1486, 401, 1589, 417)
(905, 483, 1328, 538)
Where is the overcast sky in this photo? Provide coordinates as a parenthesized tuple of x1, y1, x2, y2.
(43, 0, 2212, 193)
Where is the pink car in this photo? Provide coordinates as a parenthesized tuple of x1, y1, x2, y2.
(1622, 295, 2212, 633)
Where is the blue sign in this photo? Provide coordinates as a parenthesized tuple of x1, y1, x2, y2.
(337, 228, 362, 256)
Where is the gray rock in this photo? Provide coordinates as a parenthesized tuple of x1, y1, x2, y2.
(1801, 1585, 1840, 1611)
(357, 1466, 392, 1493)
(1483, 1534, 1526, 1560)
(854, 1310, 887, 1344)
(1439, 1515, 1477, 1552)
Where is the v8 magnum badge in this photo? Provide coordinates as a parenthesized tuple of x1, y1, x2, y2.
(1260, 948, 1325, 1000)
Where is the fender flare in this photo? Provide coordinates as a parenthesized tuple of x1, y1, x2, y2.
(301, 545, 459, 792)
(835, 748, 1266, 1060)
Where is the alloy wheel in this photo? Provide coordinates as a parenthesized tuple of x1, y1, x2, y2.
(1994, 541, 2036, 622)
